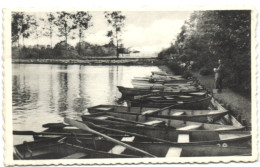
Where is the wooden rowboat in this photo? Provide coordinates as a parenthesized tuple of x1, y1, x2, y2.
(134, 75, 184, 80)
(127, 95, 212, 109)
(135, 92, 208, 102)
(14, 137, 138, 159)
(82, 110, 245, 132)
(14, 136, 251, 159)
(96, 141, 252, 157)
(33, 122, 251, 147)
(61, 118, 251, 157)
(117, 86, 201, 97)
(151, 71, 171, 76)
(132, 78, 188, 84)
(131, 80, 196, 88)
(87, 104, 227, 123)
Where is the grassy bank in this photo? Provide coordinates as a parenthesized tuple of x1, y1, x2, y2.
(191, 71, 251, 126)
(12, 58, 164, 66)
(159, 65, 251, 126)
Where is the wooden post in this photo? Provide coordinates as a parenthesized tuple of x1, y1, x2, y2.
(242, 119, 247, 127)
(127, 101, 131, 112)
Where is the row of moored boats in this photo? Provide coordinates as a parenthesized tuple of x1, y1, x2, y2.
(13, 71, 251, 159)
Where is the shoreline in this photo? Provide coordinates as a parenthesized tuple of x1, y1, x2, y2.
(160, 65, 251, 126)
(11, 60, 251, 126)
(12, 58, 164, 66)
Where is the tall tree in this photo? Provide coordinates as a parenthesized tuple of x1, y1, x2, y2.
(104, 11, 125, 58)
(43, 13, 56, 48)
(171, 10, 251, 93)
(55, 12, 77, 53)
(30, 16, 43, 48)
(73, 12, 92, 55)
(11, 12, 33, 48)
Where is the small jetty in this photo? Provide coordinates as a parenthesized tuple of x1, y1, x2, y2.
(13, 71, 251, 159)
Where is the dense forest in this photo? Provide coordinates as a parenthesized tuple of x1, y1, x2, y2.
(12, 11, 126, 59)
(158, 10, 251, 95)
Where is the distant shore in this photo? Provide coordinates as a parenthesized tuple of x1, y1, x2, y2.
(12, 58, 164, 66)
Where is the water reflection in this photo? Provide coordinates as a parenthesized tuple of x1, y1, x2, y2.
(12, 64, 161, 144)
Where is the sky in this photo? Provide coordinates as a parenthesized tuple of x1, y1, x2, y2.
(24, 11, 192, 54)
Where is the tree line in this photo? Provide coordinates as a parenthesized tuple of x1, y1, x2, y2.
(12, 11, 125, 58)
(158, 10, 251, 95)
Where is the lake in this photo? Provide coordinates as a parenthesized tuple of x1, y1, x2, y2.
(12, 64, 162, 144)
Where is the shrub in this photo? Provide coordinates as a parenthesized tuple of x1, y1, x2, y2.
(199, 67, 212, 76)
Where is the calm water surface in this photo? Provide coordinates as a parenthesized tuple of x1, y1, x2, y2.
(12, 64, 161, 144)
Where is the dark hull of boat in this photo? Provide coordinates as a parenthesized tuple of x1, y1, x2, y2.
(14, 137, 251, 159)
(14, 138, 138, 160)
(127, 96, 211, 109)
(132, 78, 188, 84)
(84, 108, 245, 131)
(81, 114, 249, 146)
(117, 86, 200, 97)
(92, 140, 252, 157)
(87, 104, 227, 123)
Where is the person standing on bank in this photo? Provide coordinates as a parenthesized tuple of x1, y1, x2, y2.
(213, 59, 224, 92)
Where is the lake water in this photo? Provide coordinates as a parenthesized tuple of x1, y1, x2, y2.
(12, 64, 162, 144)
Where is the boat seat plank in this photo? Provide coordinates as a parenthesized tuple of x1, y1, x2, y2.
(179, 95, 192, 98)
(148, 97, 162, 99)
(215, 126, 242, 131)
(208, 110, 222, 114)
(142, 110, 157, 115)
(165, 147, 182, 157)
(143, 120, 165, 126)
(177, 124, 202, 130)
(177, 134, 190, 143)
(95, 107, 113, 111)
(172, 112, 185, 116)
(108, 145, 126, 154)
(189, 92, 206, 96)
(108, 136, 135, 154)
(24, 149, 53, 158)
(62, 152, 88, 159)
(164, 96, 175, 100)
(96, 116, 109, 120)
(121, 136, 135, 142)
(219, 134, 247, 140)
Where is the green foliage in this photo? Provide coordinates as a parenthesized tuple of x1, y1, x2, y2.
(159, 10, 251, 95)
(11, 11, 125, 59)
(55, 12, 77, 45)
(104, 11, 126, 58)
(42, 13, 56, 48)
(73, 12, 92, 55)
(199, 67, 212, 76)
(12, 41, 117, 59)
(75, 41, 116, 57)
(11, 12, 33, 47)
(157, 45, 177, 60)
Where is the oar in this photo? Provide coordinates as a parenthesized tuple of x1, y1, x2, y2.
(64, 118, 156, 157)
(106, 116, 153, 127)
(85, 115, 167, 128)
(13, 130, 92, 137)
(85, 121, 179, 145)
(133, 91, 160, 100)
(13, 130, 130, 138)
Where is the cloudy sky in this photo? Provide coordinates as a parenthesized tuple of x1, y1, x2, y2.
(25, 11, 192, 54)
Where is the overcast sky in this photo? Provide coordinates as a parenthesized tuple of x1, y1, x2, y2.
(25, 11, 192, 54)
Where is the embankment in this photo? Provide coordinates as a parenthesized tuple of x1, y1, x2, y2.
(191, 72, 251, 126)
(160, 65, 251, 126)
(12, 58, 164, 66)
